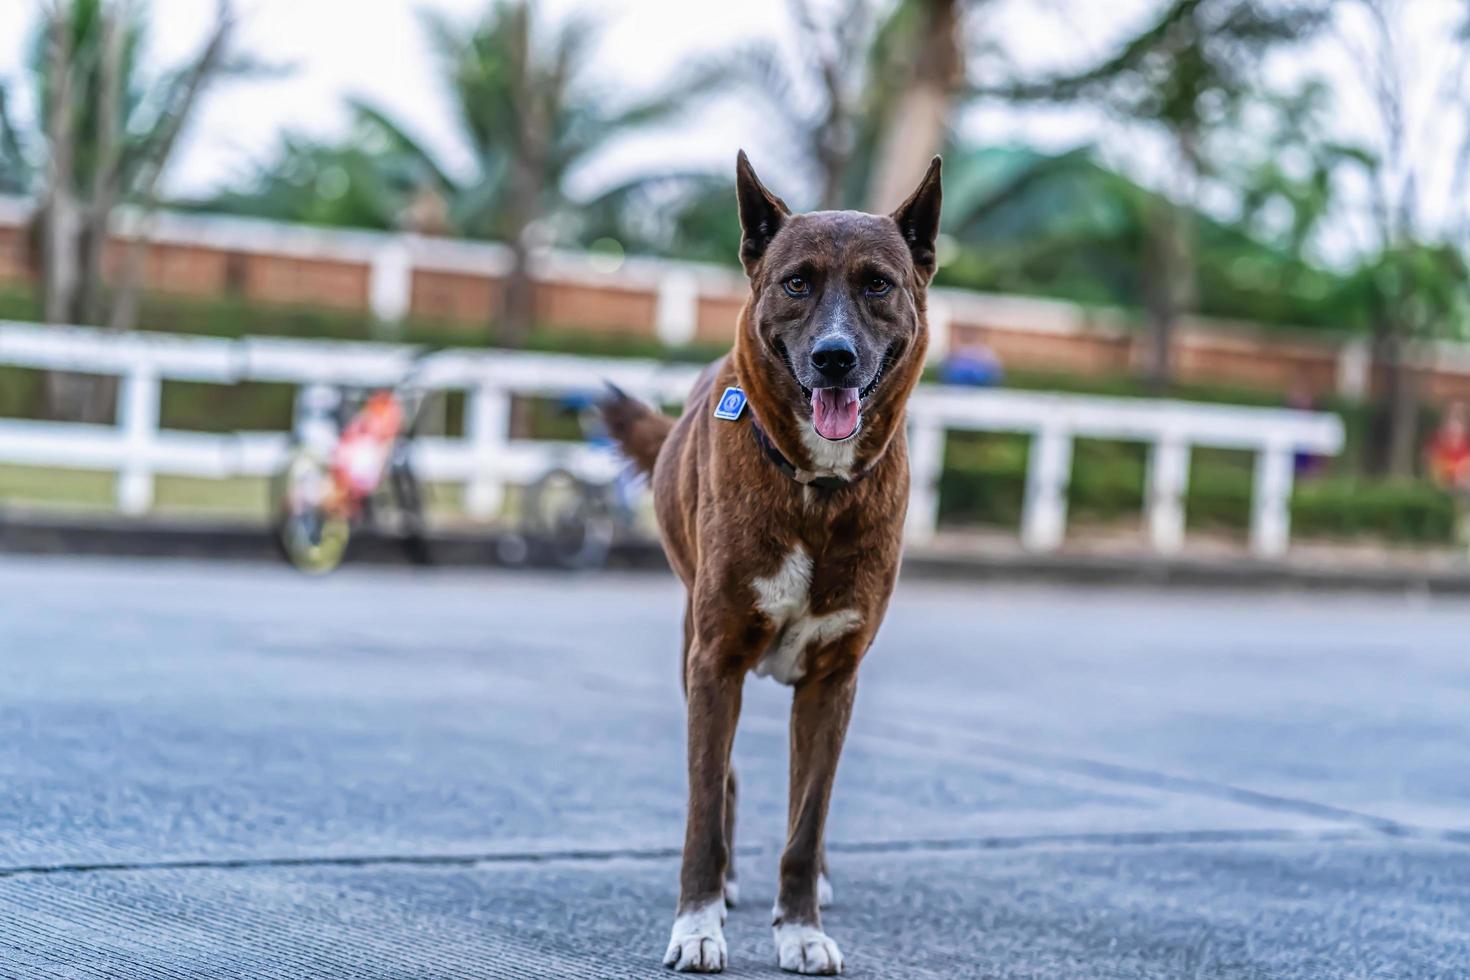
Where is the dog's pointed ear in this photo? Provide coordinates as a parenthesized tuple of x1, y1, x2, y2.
(891, 156, 943, 283)
(735, 150, 790, 274)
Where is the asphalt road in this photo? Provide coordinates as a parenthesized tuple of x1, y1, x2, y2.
(2, 557, 1468, 978)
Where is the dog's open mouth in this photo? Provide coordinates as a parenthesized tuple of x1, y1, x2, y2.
(811, 387, 860, 441)
(773, 340, 898, 443)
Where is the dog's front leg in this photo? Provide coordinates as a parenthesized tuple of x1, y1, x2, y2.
(664, 654, 743, 973)
(774, 663, 858, 975)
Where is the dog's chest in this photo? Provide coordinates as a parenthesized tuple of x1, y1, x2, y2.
(799, 425, 858, 480)
(750, 547, 860, 685)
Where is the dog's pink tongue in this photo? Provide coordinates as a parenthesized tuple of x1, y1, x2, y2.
(811, 387, 860, 441)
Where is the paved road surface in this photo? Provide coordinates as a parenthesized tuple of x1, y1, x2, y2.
(2, 557, 1468, 978)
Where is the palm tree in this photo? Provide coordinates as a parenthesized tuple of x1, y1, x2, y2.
(2, 0, 252, 418)
(697, 0, 951, 211)
(935, 141, 1352, 330)
(578, 0, 979, 264)
(865, 0, 971, 211)
(984, 0, 1329, 390)
(194, 122, 435, 233)
(349, 1, 707, 345)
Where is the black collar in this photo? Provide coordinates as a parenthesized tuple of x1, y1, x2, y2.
(750, 419, 864, 490)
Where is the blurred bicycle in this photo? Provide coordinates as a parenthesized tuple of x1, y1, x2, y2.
(518, 391, 642, 570)
(271, 356, 435, 574)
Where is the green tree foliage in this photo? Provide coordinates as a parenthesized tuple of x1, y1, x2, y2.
(4, 0, 256, 420)
(201, 0, 709, 344)
(3, 0, 259, 208)
(935, 142, 1350, 328)
(981, 0, 1328, 386)
(194, 124, 430, 232)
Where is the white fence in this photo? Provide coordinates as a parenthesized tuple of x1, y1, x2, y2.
(0, 322, 1344, 556)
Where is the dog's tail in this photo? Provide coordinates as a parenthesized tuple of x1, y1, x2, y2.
(598, 383, 673, 477)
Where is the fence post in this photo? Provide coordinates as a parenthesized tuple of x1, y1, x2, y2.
(292, 383, 340, 453)
(1021, 424, 1072, 552)
(904, 415, 945, 543)
(465, 382, 511, 519)
(1335, 338, 1371, 401)
(1146, 436, 1190, 554)
(925, 295, 952, 365)
(116, 364, 160, 515)
(369, 236, 413, 324)
(654, 270, 699, 347)
(1250, 442, 1295, 557)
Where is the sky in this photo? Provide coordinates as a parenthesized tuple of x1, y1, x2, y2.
(1, 0, 1468, 265)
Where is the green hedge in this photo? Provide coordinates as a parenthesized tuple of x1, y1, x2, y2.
(937, 432, 1459, 545)
(1292, 479, 1458, 544)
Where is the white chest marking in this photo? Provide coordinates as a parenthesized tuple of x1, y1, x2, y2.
(751, 547, 861, 686)
(798, 420, 858, 479)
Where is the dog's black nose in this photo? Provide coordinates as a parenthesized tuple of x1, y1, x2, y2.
(810, 337, 858, 382)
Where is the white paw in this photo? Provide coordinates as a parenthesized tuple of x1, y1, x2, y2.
(664, 901, 727, 973)
(724, 878, 741, 907)
(774, 922, 844, 975)
(817, 873, 833, 908)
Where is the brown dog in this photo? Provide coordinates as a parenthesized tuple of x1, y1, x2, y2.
(602, 151, 941, 974)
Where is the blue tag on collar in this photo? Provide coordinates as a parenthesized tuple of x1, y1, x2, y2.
(713, 386, 747, 421)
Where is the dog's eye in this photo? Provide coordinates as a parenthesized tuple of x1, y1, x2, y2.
(782, 276, 810, 298)
(866, 276, 892, 297)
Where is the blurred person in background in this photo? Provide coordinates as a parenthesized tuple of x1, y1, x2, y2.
(1427, 401, 1470, 492)
(1427, 400, 1470, 547)
(1288, 376, 1325, 478)
(939, 338, 1004, 388)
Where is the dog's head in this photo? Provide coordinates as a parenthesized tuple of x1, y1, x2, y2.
(733, 151, 941, 445)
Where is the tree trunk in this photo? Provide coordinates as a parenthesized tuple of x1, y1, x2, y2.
(1138, 196, 1193, 392)
(498, 2, 541, 348)
(78, 1, 127, 327)
(1367, 318, 1420, 477)
(865, 0, 963, 211)
(1386, 353, 1420, 477)
(40, 3, 96, 421)
(815, 141, 847, 212)
(41, 5, 78, 326)
(499, 234, 536, 347)
(108, 0, 234, 335)
(497, 141, 542, 346)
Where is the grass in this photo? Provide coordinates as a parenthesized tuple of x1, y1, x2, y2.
(154, 475, 270, 516)
(0, 464, 268, 518)
(0, 463, 492, 524)
(0, 465, 116, 510)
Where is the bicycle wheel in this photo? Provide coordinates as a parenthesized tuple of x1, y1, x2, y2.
(523, 468, 615, 570)
(386, 458, 433, 565)
(272, 450, 352, 574)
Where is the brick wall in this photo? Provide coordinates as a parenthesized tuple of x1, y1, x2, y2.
(0, 225, 28, 284)
(241, 254, 370, 311)
(1, 199, 1468, 405)
(410, 269, 500, 323)
(535, 280, 658, 336)
(1172, 327, 1341, 396)
(952, 322, 1132, 380)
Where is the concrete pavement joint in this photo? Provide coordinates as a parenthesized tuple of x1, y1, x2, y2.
(467, 657, 1435, 844)
(477, 659, 1447, 847)
(419, 651, 1460, 852)
(0, 845, 685, 881)
(0, 826, 1422, 883)
(858, 719, 1422, 837)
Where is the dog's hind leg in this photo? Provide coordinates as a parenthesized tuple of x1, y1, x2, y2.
(817, 845, 833, 908)
(723, 768, 740, 906)
(772, 665, 857, 975)
(664, 655, 744, 973)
